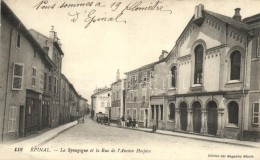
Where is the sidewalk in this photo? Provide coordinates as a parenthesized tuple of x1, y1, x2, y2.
(7, 121, 78, 148)
(110, 123, 260, 148)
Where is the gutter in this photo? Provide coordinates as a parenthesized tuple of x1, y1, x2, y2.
(240, 35, 249, 140)
(2, 28, 13, 142)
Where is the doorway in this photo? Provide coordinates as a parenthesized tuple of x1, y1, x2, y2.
(192, 101, 201, 133)
(179, 102, 188, 131)
(207, 101, 218, 135)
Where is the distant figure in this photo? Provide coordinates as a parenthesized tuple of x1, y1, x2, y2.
(117, 117, 121, 127)
(121, 115, 125, 127)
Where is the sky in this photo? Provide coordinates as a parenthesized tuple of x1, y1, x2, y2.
(3, 0, 260, 101)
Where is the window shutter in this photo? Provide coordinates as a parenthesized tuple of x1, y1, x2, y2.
(8, 106, 16, 132)
(12, 63, 23, 90)
(253, 103, 259, 125)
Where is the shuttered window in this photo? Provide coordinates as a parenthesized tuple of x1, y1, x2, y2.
(133, 109, 137, 120)
(12, 63, 24, 90)
(32, 67, 36, 86)
(253, 102, 260, 125)
(8, 106, 16, 132)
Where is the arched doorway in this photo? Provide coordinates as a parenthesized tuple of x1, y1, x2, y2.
(207, 101, 218, 135)
(179, 102, 188, 131)
(192, 101, 201, 133)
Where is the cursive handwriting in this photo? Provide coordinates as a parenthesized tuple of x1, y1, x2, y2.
(33, 0, 173, 29)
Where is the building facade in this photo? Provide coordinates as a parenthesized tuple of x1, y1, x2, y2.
(1, 1, 56, 141)
(91, 87, 111, 120)
(0, 1, 85, 142)
(125, 63, 157, 128)
(29, 28, 64, 128)
(111, 70, 126, 122)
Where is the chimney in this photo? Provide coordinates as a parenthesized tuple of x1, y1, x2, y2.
(116, 69, 120, 81)
(232, 8, 241, 21)
(49, 25, 55, 39)
(159, 50, 168, 60)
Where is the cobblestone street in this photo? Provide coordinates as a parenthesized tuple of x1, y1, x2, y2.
(33, 118, 259, 160)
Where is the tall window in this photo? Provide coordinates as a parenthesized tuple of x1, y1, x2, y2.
(127, 108, 130, 117)
(228, 101, 239, 125)
(48, 76, 52, 92)
(54, 77, 58, 94)
(44, 73, 47, 90)
(194, 45, 203, 84)
(171, 66, 177, 88)
(16, 33, 21, 48)
(133, 109, 137, 120)
(8, 106, 16, 132)
(160, 105, 163, 120)
(140, 109, 144, 121)
(12, 63, 24, 90)
(32, 67, 36, 86)
(101, 102, 104, 107)
(253, 102, 260, 125)
(151, 105, 154, 120)
(169, 103, 175, 120)
(230, 51, 241, 80)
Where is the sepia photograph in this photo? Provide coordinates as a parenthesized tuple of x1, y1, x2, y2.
(0, 0, 260, 159)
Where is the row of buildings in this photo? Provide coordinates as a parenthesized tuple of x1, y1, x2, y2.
(92, 5, 260, 141)
(0, 1, 88, 142)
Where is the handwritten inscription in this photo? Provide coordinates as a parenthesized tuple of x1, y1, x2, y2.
(33, 0, 173, 29)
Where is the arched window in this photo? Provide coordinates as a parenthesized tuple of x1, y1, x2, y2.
(194, 45, 204, 84)
(169, 103, 175, 120)
(230, 51, 241, 80)
(228, 101, 239, 125)
(171, 66, 177, 88)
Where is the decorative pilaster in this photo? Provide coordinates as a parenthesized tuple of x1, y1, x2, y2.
(201, 108, 207, 134)
(217, 108, 224, 137)
(175, 108, 180, 131)
(187, 108, 193, 132)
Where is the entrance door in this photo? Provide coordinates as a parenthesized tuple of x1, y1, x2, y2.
(25, 98, 39, 136)
(207, 101, 218, 135)
(19, 105, 24, 137)
(145, 109, 148, 128)
(192, 101, 201, 133)
(180, 102, 188, 131)
(156, 105, 159, 129)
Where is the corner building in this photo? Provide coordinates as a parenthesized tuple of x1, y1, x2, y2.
(149, 5, 260, 141)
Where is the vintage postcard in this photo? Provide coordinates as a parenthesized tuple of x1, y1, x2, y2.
(0, 0, 260, 159)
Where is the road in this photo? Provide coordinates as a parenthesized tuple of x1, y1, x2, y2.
(30, 118, 257, 160)
(4, 118, 257, 160)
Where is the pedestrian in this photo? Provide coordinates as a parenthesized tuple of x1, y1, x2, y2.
(121, 115, 125, 127)
(117, 117, 121, 127)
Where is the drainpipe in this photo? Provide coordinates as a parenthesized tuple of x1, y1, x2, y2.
(2, 28, 13, 142)
(241, 35, 249, 141)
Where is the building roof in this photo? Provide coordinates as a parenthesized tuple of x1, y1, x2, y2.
(1, 1, 56, 69)
(205, 10, 251, 31)
(29, 29, 64, 56)
(92, 88, 111, 96)
(79, 95, 88, 101)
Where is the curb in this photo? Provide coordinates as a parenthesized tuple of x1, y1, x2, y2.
(13, 121, 78, 148)
(37, 123, 77, 147)
(109, 123, 259, 148)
